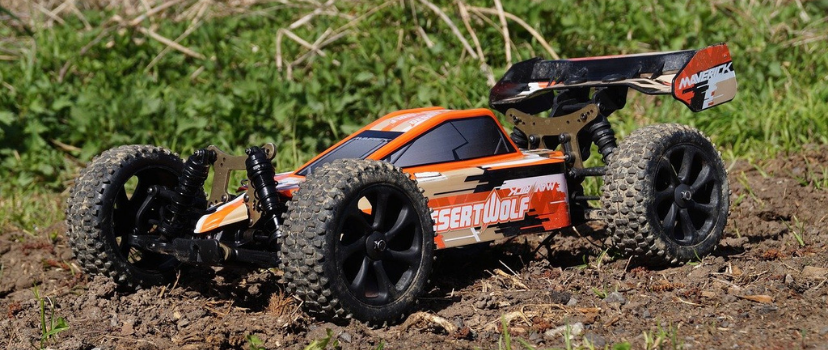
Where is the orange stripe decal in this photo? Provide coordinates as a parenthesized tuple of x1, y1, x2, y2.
(196, 199, 245, 233)
(434, 233, 446, 249)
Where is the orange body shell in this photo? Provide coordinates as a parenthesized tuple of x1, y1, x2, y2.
(196, 108, 572, 248)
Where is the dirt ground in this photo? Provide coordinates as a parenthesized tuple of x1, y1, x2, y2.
(2, 146, 828, 350)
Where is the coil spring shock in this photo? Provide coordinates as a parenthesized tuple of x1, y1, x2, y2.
(245, 146, 280, 217)
(159, 149, 216, 239)
(587, 115, 617, 163)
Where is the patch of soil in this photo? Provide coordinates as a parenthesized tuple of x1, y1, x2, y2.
(2, 146, 828, 349)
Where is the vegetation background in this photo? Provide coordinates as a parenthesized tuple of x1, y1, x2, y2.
(1, 0, 826, 233)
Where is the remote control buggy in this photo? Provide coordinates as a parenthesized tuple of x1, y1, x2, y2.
(67, 44, 737, 324)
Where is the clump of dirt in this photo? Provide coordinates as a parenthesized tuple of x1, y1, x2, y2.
(2, 147, 828, 349)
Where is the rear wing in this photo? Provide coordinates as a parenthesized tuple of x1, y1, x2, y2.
(489, 44, 737, 113)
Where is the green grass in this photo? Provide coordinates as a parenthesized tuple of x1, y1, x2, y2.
(0, 189, 64, 236)
(0, 0, 826, 230)
(786, 215, 807, 247)
(32, 285, 69, 349)
(497, 317, 634, 350)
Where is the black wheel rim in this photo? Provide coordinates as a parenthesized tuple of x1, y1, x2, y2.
(335, 184, 423, 306)
(653, 144, 722, 246)
(111, 167, 179, 272)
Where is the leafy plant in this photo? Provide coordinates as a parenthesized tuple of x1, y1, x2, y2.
(245, 334, 266, 350)
(612, 343, 632, 350)
(642, 322, 682, 350)
(32, 285, 69, 349)
(304, 329, 339, 350)
(592, 286, 608, 300)
(786, 215, 807, 247)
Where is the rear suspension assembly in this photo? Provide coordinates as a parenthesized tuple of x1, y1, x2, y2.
(587, 115, 617, 163)
(158, 149, 216, 239)
(245, 146, 280, 219)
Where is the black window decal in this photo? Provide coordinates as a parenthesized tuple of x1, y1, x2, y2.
(388, 117, 515, 168)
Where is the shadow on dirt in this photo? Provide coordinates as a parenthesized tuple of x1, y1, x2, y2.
(422, 223, 609, 313)
(153, 265, 284, 313)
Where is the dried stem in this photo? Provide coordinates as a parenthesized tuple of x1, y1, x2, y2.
(492, 0, 510, 66)
(280, 29, 327, 57)
(128, 0, 186, 27)
(145, 19, 204, 71)
(417, 0, 478, 60)
(470, 6, 560, 60)
(136, 26, 205, 60)
(457, 1, 494, 86)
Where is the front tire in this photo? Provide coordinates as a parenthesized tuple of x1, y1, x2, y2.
(601, 124, 728, 264)
(281, 159, 434, 325)
(67, 145, 183, 287)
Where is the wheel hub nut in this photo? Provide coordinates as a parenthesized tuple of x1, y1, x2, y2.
(674, 184, 693, 207)
(373, 240, 387, 252)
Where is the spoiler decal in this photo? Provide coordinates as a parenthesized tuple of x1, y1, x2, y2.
(672, 44, 737, 111)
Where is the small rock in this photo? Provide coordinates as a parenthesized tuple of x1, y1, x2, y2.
(604, 291, 626, 305)
(510, 326, 528, 335)
(248, 284, 260, 295)
(339, 331, 352, 343)
(544, 322, 584, 339)
(584, 333, 606, 347)
(121, 321, 134, 336)
(177, 318, 190, 329)
(550, 291, 572, 305)
(474, 295, 497, 309)
(566, 297, 578, 307)
(720, 237, 748, 248)
(453, 317, 464, 329)
(580, 311, 599, 325)
(801, 266, 828, 279)
(818, 326, 828, 336)
(785, 274, 794, 285)
(756, 305, 778, 314)
(569, 322, 584, 336)
(642, 309, 651, 319)
(723, 294, 738, 303)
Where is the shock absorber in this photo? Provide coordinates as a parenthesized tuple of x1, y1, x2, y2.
(159, 149, 216, 239)
(587, 115, 617, 163)
(245, 146, 280, 218)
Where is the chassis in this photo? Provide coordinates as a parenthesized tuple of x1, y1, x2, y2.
(66, 44, 737, 324)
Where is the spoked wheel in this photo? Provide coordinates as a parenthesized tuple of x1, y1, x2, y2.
(652, 143, 723, 246)
(337, 184, 425, 305)
(601, 124, 729, 264)
(282, 159, 434, 325)
(68, 145, 183, 287)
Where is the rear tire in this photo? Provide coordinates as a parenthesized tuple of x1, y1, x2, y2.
(67, 145, 182, 287)
(601, 124, 728, 264)
(281, 159, 434, 325)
